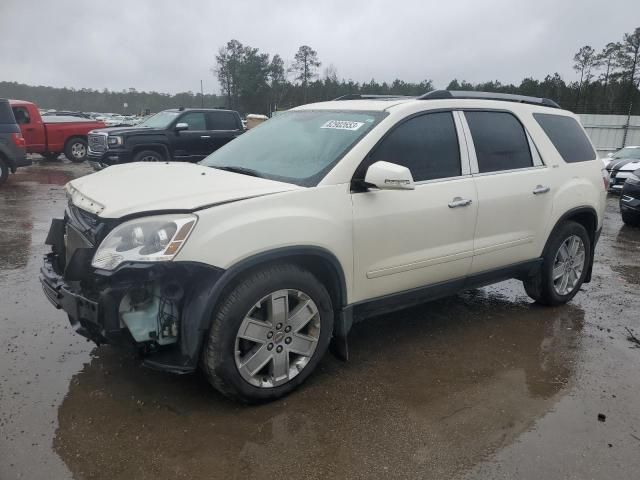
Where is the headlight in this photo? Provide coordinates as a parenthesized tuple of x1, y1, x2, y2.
(107, 136, 123, 146)
(628, 170, 640, 184)
(92, 214, 197, 270)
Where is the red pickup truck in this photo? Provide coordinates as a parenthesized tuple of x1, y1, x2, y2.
(9, 100, 105, 163)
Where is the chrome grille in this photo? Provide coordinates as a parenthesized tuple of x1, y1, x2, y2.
(88, 133, 107, 153)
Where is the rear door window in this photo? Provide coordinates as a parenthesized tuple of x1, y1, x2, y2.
(11, 106, 31, 125)
(465, 111, 533, 173)
(208, 111, 240, 130)
(533, 113, 596, 163)
(365, 111, 461, 182)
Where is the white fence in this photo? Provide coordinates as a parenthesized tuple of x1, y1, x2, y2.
(579, 114, 640, 155)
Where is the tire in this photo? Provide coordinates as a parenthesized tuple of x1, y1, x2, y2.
(621, 210, 640, 227)
(64, 138, 88, 163)
(202, 263, 334, 403)
(43, 152, 61, 162)
(524, 221, 591, 306)
(133, 150, 164, 162)
(0, 157, 9, 186)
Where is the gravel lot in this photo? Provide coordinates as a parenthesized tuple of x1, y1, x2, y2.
(1, 160, 640, 480)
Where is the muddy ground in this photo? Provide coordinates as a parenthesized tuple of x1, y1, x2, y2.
(1, 160, 639, 480)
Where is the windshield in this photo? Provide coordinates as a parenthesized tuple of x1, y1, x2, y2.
(200, 110, 385, 186)
(138, 111, 180, 129)
(612, 147, 640, 160)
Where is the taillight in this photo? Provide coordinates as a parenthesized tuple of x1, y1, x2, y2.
(11, 132, 25, 148)
(602, 168, 610, 190)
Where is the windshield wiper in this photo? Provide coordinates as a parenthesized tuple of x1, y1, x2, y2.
(212, 166, 263, 178)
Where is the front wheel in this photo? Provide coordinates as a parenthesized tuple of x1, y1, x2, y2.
(202, 264, 333, 403)
(64, 138, 88, 163)
(133, 150, 164, 163)
(524, 221, 590, 306)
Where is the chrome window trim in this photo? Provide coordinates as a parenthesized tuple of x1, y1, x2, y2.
(413, 173, 473, 186)
(459, 110, 546, 175)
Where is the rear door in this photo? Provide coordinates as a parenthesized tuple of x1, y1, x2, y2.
(205, 111, 243, 154)
(172, 111, 209, 160)
(12, 105, 46, 152)
(460, 110, 554, 274)
(351, 111, 478, 302)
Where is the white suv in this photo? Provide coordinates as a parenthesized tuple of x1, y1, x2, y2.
(41, 91, 606, 402)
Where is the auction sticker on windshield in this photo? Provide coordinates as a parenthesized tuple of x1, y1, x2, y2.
(321, 120, 365, 131)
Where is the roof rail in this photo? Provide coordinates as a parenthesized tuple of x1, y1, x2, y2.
(417, 90, 560, 108)
(333, 94, 411, 101)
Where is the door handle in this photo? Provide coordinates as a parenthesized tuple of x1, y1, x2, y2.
(533, 185, 550, 195)
(200, 135, 211, 139)
(448, 197, 473, 208)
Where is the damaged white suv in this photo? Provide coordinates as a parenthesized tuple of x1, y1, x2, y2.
(41, 91, 606, 402)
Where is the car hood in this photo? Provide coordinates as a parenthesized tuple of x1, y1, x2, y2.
(67, 162, 301, 218)
(608, 158, 640, 172)
(89, 126, 160, 135)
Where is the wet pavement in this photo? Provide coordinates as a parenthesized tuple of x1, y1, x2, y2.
(1, 160, 640, 480)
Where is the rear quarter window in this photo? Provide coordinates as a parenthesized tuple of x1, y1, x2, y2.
(533, 113, 596, 163)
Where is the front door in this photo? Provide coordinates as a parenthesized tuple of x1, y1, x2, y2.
(351, 111, 478, 303)
(172, 111, 210, 161)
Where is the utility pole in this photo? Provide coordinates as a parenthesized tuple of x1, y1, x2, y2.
(200, 80, 204, 107)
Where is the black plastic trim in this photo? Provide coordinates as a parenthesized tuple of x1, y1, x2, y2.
(349, 259, 542, 321)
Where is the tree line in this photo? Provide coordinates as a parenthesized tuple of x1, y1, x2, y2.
(0, 82, 222, 115)
(1, 26, 638, 116)
(213, 26, 640, 115)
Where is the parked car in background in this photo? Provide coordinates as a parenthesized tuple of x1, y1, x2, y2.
(0, 98, 29, 186)
(41, 110, 92, 119)
(9, 100, 105, 162)
(87, 107, 243, 169)
(245, 113, 268, 129)
(620, 167, 640, 226)
(604, 146, 640, 192)
(41, 91, 605, 402)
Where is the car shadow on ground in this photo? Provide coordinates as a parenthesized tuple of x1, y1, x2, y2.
(53, 285, 584, 479)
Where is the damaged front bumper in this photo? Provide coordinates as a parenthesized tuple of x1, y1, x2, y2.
(39, 216, 224, 374)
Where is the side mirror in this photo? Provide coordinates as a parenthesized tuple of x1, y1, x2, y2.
(364, 161, 415, 190)
(607, 152, 614, 158)
(175, 122, 189, 132)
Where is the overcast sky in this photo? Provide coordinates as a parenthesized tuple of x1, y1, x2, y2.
(1, 0, 638, 95)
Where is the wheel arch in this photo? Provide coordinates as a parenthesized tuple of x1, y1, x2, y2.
(131, 144, 170, 160)
(543, 206, 599, 282)
(64, 134, 87, 150)
(182, 246, 348, 366)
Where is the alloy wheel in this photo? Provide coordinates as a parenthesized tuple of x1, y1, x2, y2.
(234, 289, 321, 388)
(71, 142, 86, 159)
(552, 235, 586, 296)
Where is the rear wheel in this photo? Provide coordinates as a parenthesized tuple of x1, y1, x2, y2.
(202, 264, 333, 403)
(133, 150, 164, 162)
(0, 157, 9, 186)
(64, 138, 88, 163)
(524, 221, 590, 306)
